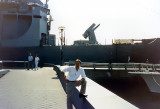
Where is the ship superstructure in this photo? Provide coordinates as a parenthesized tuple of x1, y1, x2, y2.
(0, 1, 160, 66)
(0, 0, 52, 47)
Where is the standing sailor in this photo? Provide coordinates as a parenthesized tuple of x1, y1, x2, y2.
(128, 56, 130, 63)
(35, 54, 40, 70)
(28, 53, 33, 70)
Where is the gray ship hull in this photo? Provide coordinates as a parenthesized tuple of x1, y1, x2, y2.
(0, 39, 160, 66)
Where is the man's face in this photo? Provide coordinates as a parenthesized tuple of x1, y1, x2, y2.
(75, 61, 81, 67)
(30, 53, 31, 56)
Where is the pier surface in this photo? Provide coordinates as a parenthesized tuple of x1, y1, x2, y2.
(0, 68, 67, 109)
(0, 67, 138, 109)
(58, 66, 138, 109)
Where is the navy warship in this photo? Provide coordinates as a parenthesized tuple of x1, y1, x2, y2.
(0, 0, 160, 65)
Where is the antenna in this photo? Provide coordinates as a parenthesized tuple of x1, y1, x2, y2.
(46, 0, 49, 4)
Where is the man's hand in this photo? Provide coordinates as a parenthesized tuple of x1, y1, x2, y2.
(77, 80, 82, 86)
(65, 78, 69, 83)
(77, 78, 85, 86)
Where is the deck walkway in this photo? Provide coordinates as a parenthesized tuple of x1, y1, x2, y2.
(0, 68, 67, 109)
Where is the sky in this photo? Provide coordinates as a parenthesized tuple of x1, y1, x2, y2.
(41, 0, 160, 45)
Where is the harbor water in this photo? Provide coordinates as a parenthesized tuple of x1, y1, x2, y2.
(85, 69, 160, 109)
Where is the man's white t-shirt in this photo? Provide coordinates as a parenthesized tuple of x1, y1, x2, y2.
(35, 57, 40, 63)
(62, 66, 86, 81)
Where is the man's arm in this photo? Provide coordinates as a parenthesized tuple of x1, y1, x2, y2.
(81, 68, 86, 80)
(31, 56, 33, 62)
(77, 68, 86, 86)
(62, 72, 69, 82)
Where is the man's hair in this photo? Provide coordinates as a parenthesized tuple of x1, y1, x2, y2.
(75, 59, 81, 64)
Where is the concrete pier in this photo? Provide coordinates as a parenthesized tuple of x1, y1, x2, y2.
(0, 67, 138, 109)
(57, 66, 138, 109)
(0, 69, 9, 77)
(0, 68, 67, 109)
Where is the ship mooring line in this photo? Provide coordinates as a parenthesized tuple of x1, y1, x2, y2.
(152, 74, 160, 88)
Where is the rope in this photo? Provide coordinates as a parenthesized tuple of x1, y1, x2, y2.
(152, 74, 160, 88)
(148, 38, 157, 44)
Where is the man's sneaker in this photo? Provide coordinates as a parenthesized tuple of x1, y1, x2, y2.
(79, 93, 88, 98)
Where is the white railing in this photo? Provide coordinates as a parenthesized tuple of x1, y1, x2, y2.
(0, 60, 28, 68)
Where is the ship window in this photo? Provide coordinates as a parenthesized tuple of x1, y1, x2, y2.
(33, 15, 42, 18)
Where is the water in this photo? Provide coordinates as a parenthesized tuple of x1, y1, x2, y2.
(85, 69, 160, 109)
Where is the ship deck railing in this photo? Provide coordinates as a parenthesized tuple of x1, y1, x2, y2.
(0, 60, 28, 69)
(64, 62, 160, 71)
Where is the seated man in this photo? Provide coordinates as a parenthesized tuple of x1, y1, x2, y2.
(61, 59, 87, 109)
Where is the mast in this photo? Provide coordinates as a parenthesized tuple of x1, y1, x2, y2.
(46, 0, 48, 4)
